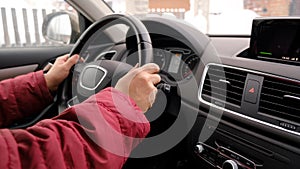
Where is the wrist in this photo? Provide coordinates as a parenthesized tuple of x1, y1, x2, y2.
(44, 74, 58, 92)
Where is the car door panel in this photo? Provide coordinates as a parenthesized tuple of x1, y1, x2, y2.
(0, 46, 73, 80)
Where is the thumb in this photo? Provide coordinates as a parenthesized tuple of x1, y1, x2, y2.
(64, 54, 79, 69)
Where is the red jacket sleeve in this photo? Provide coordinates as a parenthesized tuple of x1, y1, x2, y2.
(0, 71, 53, 127)
(0, 87, 150, 169)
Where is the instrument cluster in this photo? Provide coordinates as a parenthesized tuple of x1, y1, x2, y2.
(153, 47, 200, 82)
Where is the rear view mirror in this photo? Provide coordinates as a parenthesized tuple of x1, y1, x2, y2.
(42, 11, 80, 44)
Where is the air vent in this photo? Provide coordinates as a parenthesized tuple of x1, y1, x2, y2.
(201, 65, 247, 110)
(259, 76, 300, 124)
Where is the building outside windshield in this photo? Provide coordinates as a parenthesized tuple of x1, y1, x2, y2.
(105, 0, 300, 35)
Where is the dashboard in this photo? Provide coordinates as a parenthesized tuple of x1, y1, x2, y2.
(127, 17, 300, 169)
(71, 15, 300, 169)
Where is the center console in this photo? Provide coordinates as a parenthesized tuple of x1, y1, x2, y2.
(194, 142, 257, 169)
(190, 116, 300, 169)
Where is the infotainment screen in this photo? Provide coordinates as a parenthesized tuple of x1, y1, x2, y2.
(249, 18, 300, 64)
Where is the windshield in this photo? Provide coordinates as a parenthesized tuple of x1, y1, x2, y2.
(103, 0, 299, 35)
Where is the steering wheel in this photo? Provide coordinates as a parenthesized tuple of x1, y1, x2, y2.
(59, 14, 153, 109)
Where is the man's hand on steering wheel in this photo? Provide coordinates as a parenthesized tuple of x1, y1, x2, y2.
(115, 63, 161, 113)
(44, 54, 79, 92)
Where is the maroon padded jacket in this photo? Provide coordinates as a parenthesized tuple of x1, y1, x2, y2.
(0, 71, 150, 169)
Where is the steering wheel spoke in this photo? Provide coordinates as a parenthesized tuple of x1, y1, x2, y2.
(74, 60, 133, 102)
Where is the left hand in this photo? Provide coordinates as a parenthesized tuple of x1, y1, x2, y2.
(44, 54, 79, 92)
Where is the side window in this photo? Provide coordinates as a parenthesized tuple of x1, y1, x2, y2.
(0, 0, 78, 48)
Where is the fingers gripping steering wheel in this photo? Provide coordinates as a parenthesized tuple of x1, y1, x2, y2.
(58, 14, 153, 110)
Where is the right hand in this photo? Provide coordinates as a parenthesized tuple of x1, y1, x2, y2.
(115, 63, 161, 113)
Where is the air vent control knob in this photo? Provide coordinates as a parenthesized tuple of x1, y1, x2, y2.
(222, 160, 238, 169)
(195, 144, 204, 153)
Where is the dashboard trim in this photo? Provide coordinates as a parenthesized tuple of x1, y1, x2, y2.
(198, 63, 300, 137)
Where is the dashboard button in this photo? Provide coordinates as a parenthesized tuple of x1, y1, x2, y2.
(244, 80, 260, 104)
(222, 160, 238, 169)
(196, 144, 204, 153)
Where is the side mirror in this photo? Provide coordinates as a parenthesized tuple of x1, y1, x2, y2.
(42, 11, 80, 44)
